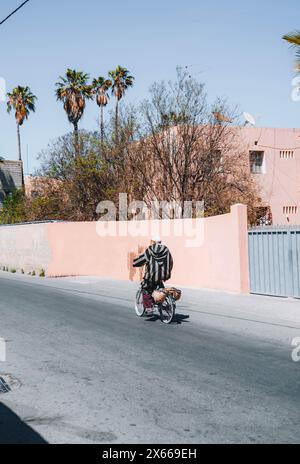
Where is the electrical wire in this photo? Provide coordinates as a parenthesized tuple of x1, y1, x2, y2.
(272, 170, 299, 207)
(0, 0, 30, 26)
(249, 128, 300, 205)
(257, 152, 300, 207)
(266, 155, 300, 184)
(257, 144, 300, 150)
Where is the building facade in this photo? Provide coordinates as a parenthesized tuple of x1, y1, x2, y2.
(0, 160, 23, 207)
(239, 127, 300, 226)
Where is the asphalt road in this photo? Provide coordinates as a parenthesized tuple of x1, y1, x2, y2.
(0, 273, 300, 444)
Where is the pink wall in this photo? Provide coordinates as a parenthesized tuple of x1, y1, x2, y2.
(47, 204, 249, 293)
(0, 223, 50, 274)
(239, 127, 300, 225)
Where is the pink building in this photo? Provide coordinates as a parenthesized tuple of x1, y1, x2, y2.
(239, 127, 300, 225)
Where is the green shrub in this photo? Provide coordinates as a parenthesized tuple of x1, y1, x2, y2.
(0, 189, 26, 224)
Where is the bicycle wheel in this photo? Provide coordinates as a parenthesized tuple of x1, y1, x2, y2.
(135, 288, 145, 317)
(160, 296, 175, 324)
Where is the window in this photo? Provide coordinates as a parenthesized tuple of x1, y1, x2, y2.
(280, 150, 294, 159)
(250, 151, 264, 174)
(283, 206, 298, 215)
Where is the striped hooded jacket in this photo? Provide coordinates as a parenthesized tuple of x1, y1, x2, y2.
(133, 243, 173, 285)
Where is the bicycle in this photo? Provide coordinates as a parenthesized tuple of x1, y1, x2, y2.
(135, 285, 179, 325)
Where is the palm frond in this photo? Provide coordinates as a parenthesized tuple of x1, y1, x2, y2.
(109, 66, 134, 101)
(6, 85, 37, 124)
(283, 31, 300, 70)
(283, 31, 300, 47)
(55, 69, 93, 124)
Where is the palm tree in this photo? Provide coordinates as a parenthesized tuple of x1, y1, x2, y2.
(283, 31, 300, 71)
(108, 66, 134, 141)
(7, 85, 37, 188)
(92, 77, 112, 143)
(56, 69, 93, 157)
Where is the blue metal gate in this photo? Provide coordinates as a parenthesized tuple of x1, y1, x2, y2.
(248, 227, 300, 298)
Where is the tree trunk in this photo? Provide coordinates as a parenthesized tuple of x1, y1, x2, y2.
(115, 98, 119, 143)
(74, 122, 79, 158)
(100, 106, 104, 144)
(17, 123, 22, 161)
(17, 123, 25, 190)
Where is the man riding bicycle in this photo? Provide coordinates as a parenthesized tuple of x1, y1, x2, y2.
(133, 236, 173, 308)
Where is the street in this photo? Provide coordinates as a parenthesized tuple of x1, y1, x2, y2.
(0, 272, 300, 444)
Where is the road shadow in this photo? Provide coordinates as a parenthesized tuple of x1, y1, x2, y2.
(174, 313, 190, 324)
(144, 313, 190, 325)
(0, 403, 48, 444)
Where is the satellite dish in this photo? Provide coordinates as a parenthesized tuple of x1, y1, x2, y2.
(243, 112, 256, 126)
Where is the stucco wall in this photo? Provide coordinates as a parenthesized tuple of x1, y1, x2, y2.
(0, 204, 249, 293)
(47, 204, 249, 293)
(0, 223, 51, 273)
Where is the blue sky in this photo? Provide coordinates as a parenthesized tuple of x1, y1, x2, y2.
(0, 0, 299, 172)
